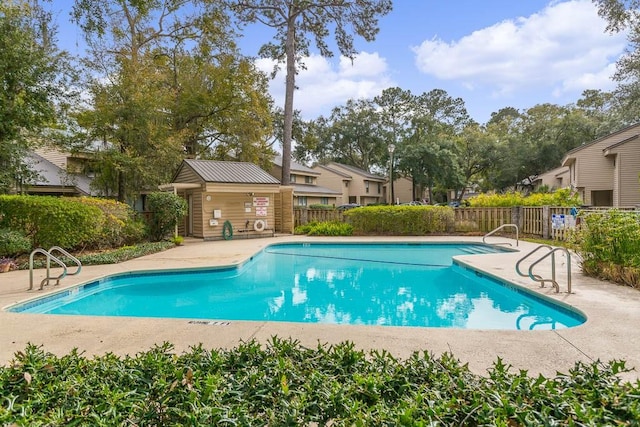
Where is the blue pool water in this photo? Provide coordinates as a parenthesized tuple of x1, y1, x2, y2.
(9, 243, 585, 330)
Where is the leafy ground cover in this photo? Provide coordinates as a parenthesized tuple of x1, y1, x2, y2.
(1, 338, 638, 425)
(16, 241, 176, 270)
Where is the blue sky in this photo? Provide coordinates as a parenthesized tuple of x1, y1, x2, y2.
(52, 0, 627, 124)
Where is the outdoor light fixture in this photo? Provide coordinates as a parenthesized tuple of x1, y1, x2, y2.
(388, 144, 395, 204)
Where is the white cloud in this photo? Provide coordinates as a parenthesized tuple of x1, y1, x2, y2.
(256, 52, 394, 119)
(412, 0, 626, 100)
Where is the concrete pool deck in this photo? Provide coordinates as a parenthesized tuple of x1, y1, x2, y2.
(1, 235, 640, 382)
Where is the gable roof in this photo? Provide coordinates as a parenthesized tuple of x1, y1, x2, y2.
(564, 123, 640, 157)
(272, 156, 320, 176)
(25, 151, 93, 195)
(328, 162, 386, 182)
(175, 159, 280, 184)
(314, 164, 353, 179)
(291, 183, 342, 196)
(603, 134, 640, 154)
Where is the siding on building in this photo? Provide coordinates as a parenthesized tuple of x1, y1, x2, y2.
(605, 137, 640, 207)
(562, 123, 640, 207)
(313, 165, 351, 205)
(533, 166, 570, 191)
(168, 159, 291, 239)
(314, 163, 385, 205)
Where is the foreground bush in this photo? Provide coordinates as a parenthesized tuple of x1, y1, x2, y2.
(345, 205, 454, 235)
(0, 195, 146, 250)
(0, 339, 637, 425)
(570, 209, 640, 288)
(0, 195, 102, 249)
(75, 197, 146, 248)
(468, 188, 581, 207)
(146, 192, 188, 241)
(0, 228, 31, 257)
(295, 221, 353, 236)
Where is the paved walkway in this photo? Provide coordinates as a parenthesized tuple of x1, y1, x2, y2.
(2, 235, 639, 381)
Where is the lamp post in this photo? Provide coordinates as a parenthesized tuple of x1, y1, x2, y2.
(388, 144, 395, 205)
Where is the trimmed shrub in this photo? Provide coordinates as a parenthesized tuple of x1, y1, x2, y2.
(75, 197, 145, 248)
(294, 221, 318, 235)
(146, 192, 188, 241)
(0, 195, 102, 249)
(0, 228, 31, 256)
(468, 188, 581, 207)
(345, 205, 454, 235)
(306, 221, 353, 236)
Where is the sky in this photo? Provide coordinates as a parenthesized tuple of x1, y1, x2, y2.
(52, 0, 628, 125)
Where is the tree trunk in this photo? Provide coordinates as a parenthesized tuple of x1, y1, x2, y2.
(281, 14, 296, 186)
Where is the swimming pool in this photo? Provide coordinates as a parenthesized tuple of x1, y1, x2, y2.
(8, 242, 585, 330)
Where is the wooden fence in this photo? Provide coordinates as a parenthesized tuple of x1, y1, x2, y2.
(294, 206, 618, 241)
(294, 209, 344, 226)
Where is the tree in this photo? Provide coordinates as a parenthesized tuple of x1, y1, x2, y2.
(593, 0, 640, 122)
(309, 99, 385, 170)
(398, 89, 471, 200)
(72, 0, 273, 201)
(398, 118, 461, 204)
(0, 0, 75, 192)
(227, 0, 392, 185)
(452, 123, 498, 201)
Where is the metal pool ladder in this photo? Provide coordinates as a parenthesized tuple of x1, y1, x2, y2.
(29, 246, 82, 290)
(483, 224, 519, 247)
(515, 245, 572, 293)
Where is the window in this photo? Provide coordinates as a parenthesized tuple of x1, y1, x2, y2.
(298, 196, 307, 206)
(344, 181, 349, 188)
(320, 197, 328, 205)
(305, 176, 314, 184)
(365, 180, 369, 194)
(290, 175, 297, 183)
(377, 183, 381, 193)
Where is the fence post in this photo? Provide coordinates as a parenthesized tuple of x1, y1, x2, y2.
(511, 206, 522, 231)
(542, 205, 550, 239)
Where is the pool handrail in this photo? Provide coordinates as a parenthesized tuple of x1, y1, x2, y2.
(29, 248, 68, 291)
(483, 224, 519, 247)
(515, 244, 553, 280)
(527, 247, 572, 293)
(48, 246, 82, 277)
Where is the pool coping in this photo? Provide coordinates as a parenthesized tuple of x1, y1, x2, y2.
(1, 235, 640, 382)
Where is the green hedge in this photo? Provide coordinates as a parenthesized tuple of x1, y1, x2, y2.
(74, 197, 145, 248)
(0, 195, 145, 251)
(344, 205, 454, 235)
(0, 195, 103, 249)
(1, 339, 637, 425)
(468, 189, 581, 207)
(296, 221, 353, 236)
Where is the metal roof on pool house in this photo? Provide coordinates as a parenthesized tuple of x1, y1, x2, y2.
(171, 159, 281, 185)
